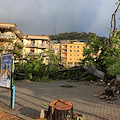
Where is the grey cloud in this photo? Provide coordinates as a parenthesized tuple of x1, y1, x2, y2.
(0, 0, 118, 36)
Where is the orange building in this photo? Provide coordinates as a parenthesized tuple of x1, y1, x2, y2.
(61, 42, 85, 67)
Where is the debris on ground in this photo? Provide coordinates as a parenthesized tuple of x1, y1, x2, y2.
(94, 80, 120, 101)
(0, 110, 23, 120)
(61, 84, 76, 88)
(90, 80, 106, 86)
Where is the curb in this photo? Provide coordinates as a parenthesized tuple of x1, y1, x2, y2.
(0, 108, 34, 120)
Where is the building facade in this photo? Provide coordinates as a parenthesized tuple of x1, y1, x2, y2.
(61, 42, 85, 67)
(0, 23, 24, 55)
(23, 35, 49, 63)
(0, 22, 87, 67)
(0, 23, 50, 64)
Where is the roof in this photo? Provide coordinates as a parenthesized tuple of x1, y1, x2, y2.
(24, 35, 49, 40)
(77, 39, 90, 42)
(0, 22, 17, 26)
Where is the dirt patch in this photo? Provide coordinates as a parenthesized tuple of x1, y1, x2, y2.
(0, 110, 23, 120)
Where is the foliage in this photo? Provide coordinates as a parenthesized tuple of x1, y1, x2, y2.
(1, 38, 24, 59)
(50, 31, 100, 40)
(15, 51, 60, 82)
(82, 32, 120, 79)
(84, 75, 99, 81)
(107, 57, 120, 76)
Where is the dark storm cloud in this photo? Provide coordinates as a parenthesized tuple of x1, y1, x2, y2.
(0, 0, 117, 36)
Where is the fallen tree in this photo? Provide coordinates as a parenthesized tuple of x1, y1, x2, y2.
(80, 2, 120, 99)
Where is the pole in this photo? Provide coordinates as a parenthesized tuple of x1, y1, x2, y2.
(11, 57, 14, 109)
(12, 85, 15, 109)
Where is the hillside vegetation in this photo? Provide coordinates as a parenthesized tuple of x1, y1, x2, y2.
(50, 31, 107, 40)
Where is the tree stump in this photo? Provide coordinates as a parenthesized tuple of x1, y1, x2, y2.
(47, 100, 73, 120)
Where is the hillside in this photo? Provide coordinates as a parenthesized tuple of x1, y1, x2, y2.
(50, 31, 107, 40)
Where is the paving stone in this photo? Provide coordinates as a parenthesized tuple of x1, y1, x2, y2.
(0, 80, 120, 120)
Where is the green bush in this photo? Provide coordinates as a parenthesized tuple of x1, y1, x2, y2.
(84, 75, 98, 81)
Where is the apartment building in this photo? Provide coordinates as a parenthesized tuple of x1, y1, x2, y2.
(61, 42, 85, 66)
(50, 39, 77, 58)
(0, 23, 24, 54)
(23, 35, 49, 63)
(51, 39, 77, 44)
(50, 43, 60, 55)
(0, 23, 50, 64)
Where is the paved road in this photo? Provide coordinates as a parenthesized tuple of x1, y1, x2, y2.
(0, 80, 120, 120)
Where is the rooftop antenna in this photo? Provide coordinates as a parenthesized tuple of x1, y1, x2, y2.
(55, 27, 56, 35)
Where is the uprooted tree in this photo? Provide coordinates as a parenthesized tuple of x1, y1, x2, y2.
(81, 2, 120, 99)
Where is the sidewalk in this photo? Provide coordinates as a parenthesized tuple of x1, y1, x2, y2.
(0, 80, 120, 120)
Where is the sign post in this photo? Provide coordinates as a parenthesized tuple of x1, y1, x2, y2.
(0, 54, 15, 109)
(11, 58, 15, 109)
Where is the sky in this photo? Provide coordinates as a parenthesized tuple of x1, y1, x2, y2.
(0, 0, 119, 37)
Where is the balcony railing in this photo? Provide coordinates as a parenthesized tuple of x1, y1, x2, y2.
(0, 45, 4, 51)
(26, 43, 37, 48)
(37, 44, 49, 49)
(26, 43, 49, 49)
(29, 52, 38, 55)
(29, 52, 48, 57)
(61, 47, 67, 49)
(61, 50, 67, 53)
(0, 33, 15, 39)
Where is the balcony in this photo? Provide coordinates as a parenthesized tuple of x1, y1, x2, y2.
(61, 50, 67, 53)
(29, 52, 48, 57)
(61, 56, 67, 58)
(0, 45, 4, 51)
(37, 44, 49, 49)
(61, 47, 67, 50)
(61, 45, 67, 49)
(26, 43, 49, 49)
(25, 43, 38, 48)
(0, 33, 15, 40)
(29, 52, 38, 55)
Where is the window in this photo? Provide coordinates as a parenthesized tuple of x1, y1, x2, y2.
(77, 50, 79, 52)
(74, 46, 76, 48)
(31, 40, 35, 46)
(74, 50, 76, 52)
(74, 54, 75, 56)
(70, 46, 72, 48)
(30, 49, 34, 53)
(70, 50, 72, 52)
(77, 54, 79, 56)
(70, 59, 72, 60)
(77, 46, 79, 48)
(70, 54, 72, 56)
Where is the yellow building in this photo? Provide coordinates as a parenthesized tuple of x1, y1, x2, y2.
(61, 42, 85, 66)
(50, 39, 77, 61)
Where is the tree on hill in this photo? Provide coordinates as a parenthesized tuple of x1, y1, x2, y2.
(49, 31, 98, 40)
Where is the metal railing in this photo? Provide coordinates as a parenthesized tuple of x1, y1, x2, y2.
(0, 33, 15, 39)
(26, 43, 49, 48)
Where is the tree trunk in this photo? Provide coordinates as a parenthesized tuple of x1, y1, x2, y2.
(81, 65, 105, 80)
(47, 100, 73, 120)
